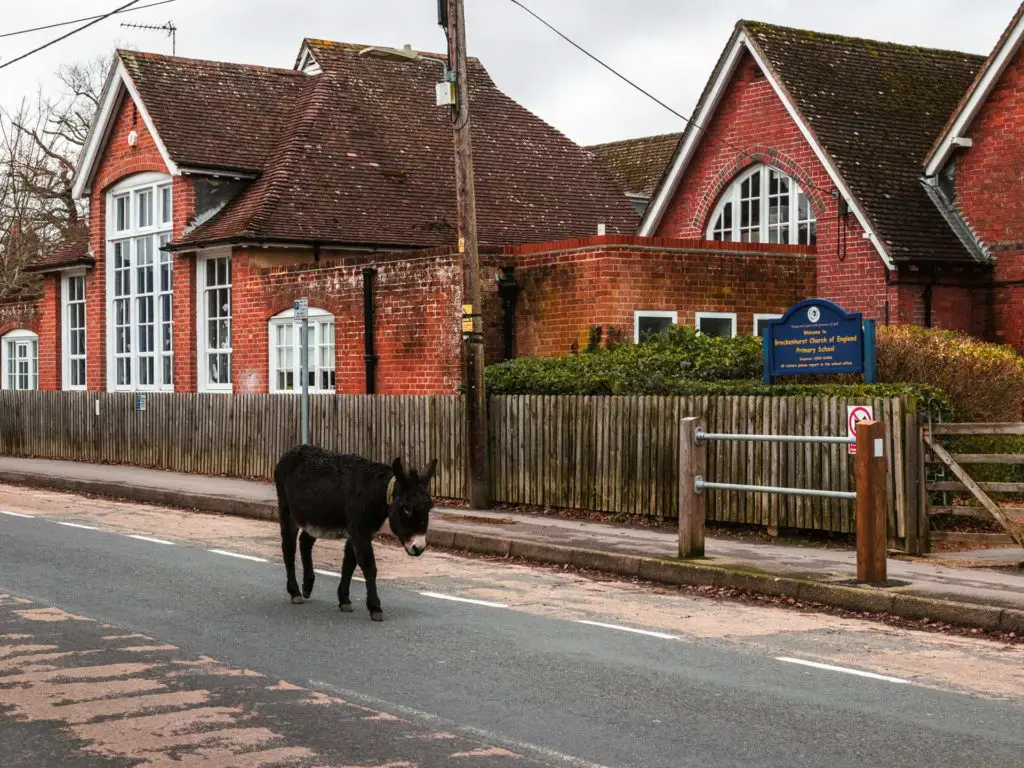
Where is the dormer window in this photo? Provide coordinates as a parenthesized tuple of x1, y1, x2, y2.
(707, 165, 816, 246)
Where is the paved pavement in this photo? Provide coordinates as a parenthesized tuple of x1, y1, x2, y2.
(0, 456, 1021, 612)
(1, 508, 1022, 768)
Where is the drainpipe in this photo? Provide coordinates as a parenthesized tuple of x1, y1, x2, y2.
(923, 282, 934, 329)
(496, 266, 519, 361)
(362, 268, 378, 394)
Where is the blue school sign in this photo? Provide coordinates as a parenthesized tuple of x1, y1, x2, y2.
(763, 299, 877, 384)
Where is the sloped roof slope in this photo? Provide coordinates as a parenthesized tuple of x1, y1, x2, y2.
(587, 132, 682, 199)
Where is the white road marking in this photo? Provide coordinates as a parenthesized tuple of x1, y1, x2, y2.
(776, 657, 910, 684)
(0, 510, 34, 518)
(420, 591, 508, 609)
(577, 620, 678, 640)
(313, 569, 364, 582)
(208, 549, 267, 563)
(127, 534, 176, 546)
(56, 521, 99, 530)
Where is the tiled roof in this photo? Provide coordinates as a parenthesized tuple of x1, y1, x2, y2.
(742, 21, 986, 263)
(587, 132, 682, 199)
(119, 51, 307, 173)
(24, 223, 93, 273)
(131, 40, 637, 249)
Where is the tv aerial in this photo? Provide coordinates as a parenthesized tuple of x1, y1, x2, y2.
(120, 20, 177, 55)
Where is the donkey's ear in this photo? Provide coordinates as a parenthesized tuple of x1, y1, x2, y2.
(420, 458, 438, 488)
(391, 457, 408, 486)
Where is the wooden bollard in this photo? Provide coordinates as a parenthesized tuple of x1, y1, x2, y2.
(679, 417, 706, 558)
(855, 419, 887, 583)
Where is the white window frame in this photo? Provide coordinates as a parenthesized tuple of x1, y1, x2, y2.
(706, 164, 816, 246)
(753, 313, 783, 338)
(196, 249, 233, 393)
(105, 171, 174, 392)
(2, 329, 39, 391)
(62, 270, 87, 390)
(633, 310, 677, 343)
(695, 311, 737, 338)
(267, 307, 336, 394)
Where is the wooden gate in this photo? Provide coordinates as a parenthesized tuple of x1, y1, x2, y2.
(922, 421, 1024, 549)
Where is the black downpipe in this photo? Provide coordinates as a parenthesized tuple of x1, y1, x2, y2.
(496, 266, 519, 361)
(923, 283, 934, 329)
(362, 268, 378, 394)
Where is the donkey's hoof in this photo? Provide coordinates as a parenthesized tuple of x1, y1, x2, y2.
(302, 588, 313, 599)
(339, 602, 354, 613)
(369, 611, 384, 622)
(290, 594, 306, 605)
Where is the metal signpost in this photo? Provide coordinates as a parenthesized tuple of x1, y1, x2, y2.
(294, 297, 309, 445)
(763, 298, 876, 384)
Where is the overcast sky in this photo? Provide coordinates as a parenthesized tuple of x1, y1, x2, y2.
(0, 0, 1019, 146)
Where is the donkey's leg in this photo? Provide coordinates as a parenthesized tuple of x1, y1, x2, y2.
(338, 539, 357, 612)
(353, 539, 382, 621)
(299, 531, 316, 599)
(281, 522, 303, 604)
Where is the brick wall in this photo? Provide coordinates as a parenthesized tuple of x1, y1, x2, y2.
(949, 43, 1024, 350)
(232, 247, 465, 395)
(0, 297, 40, 337)
(652, 52, 899, 324)
(489, 235, 816, 358)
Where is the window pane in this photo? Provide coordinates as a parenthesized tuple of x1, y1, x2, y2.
(638, 315, 674, 341)
(698, 316, 735, 338)
(137, 189, 153, 228)
(159, 185, 172, 224)
(115, 195, 129, 231)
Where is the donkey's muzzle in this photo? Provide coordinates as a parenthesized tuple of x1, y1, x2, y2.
(404, 534, 427, 557)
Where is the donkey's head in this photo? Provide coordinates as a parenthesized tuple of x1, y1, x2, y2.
(388, 457, 438, 557)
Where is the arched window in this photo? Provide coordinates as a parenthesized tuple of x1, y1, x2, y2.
(268, 307, 336, 393)
(2, 329, 38, 391)
(707, 165, 817, 246)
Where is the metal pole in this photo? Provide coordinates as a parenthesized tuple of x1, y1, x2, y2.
(696, 430, 854, 445)
(300, 315, 309, 445)
(694, 477, 856, 500)
(855, 419, 887, 583)
(448, 0, 490, 509)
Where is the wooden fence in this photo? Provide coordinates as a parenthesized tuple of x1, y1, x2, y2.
(0, 392, 918, 543)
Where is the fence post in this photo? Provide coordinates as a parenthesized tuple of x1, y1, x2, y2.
(679, 416, 705, 558)
(855, 419, 887, 583)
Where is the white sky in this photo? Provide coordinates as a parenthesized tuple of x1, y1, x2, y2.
(0, 0, 1019, 146)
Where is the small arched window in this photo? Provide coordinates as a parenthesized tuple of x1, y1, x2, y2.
(2, 329, 38, 391)
(707, 165, 817, 246)
(268, 308, 336, 394)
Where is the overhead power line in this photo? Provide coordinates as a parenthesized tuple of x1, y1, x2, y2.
(0, 0, 149, 70)
(504, 0, 838, 200)
(0, 0, 175, 40)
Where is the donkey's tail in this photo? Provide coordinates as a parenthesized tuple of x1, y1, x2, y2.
(273, 446, 306, 527)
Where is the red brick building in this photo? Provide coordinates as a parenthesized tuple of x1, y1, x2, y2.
(3, 39, 637, 395)
(7, 7, 1024, 397)
(638, 10, 1024, 350)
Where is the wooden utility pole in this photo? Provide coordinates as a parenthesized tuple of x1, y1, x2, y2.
(855, 419, 887, 583)
(678, 417, 706, 558)
(446, 0, 490, 509)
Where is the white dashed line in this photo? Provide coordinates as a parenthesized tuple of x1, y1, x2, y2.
(56, 521, 99, 530)
(577, 620, 678, 640)
(0, 510, 34, 518)
(314, 569, 364, 582)
(419, 591, 508, 608)
(208, 549, 267, 563)
(776, 657, 910, 684)
(127, 534, 176, 546)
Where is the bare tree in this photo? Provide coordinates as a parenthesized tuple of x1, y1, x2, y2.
(0, 56, 108, 299)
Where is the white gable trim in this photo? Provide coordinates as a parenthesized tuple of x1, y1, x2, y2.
(640, 30, 896, 271)
(71, 58, 179, 200)
(296, 43, 322, 75)
(924, 11, 1024, 177)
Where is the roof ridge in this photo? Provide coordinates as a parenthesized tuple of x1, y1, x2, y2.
(117, 49, 303, 77)
(586, 132, 682, 150)
(739, 19, 984, 60)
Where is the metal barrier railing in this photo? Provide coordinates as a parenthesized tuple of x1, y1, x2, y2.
(678, 417, 888, 584)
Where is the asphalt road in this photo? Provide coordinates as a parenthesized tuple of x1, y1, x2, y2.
(2, 509, 1023, 768)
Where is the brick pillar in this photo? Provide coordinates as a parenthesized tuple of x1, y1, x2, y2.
(37, 275, 61, 390)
